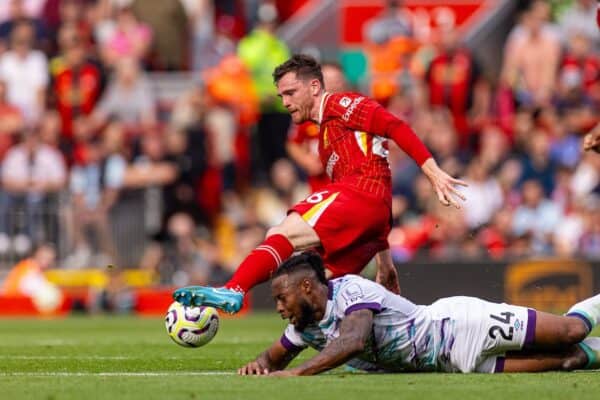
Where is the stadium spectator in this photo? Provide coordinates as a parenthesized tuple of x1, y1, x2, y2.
(0, 20, 48, 124)
(91, 57, 156, 133)
(124, 131, 178, 239)
(0, 79, 24, 161)
(579, 197, 600, 258)
(0, 128, 67, 255)
(48, 23, 104, 156)
(253, 158, 309, 228)
(518, 130, 556, 195)
(512, 179, 563, 254)
(363, 0, 416, 104)
(557, 0, 600, 49)
(41, 0, 93, 52)
(98, 5, 152, 67)
(141, 212, 218, 286)
(68, 134, 126, 268)
(130, 0, 187, 70)
(460, 157, 503, 229)
(0, 242, 63, 313)
(162, 127, 206, 225)
(186, 0, 236, 73)
(558, 32, 600, 108)
(0, 0, 48, 54)
(238, 1, 290, 179)
(501, 1, 561, 107)
(424, 26, 488, 148)
(364, 0, 412, 44)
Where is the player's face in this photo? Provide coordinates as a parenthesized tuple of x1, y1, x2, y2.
(277, 72, 319, 124)
(272, 275, 316, 331)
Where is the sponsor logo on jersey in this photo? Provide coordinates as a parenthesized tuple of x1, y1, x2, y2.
(342, 96, 364, 122)
(325, 151, 339, 178)
(339, 96, 352, 107)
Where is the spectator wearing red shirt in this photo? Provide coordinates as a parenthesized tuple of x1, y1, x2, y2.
(425, 27, 488, 148)
(49, 24, 104, 159)
(0, 78, 24, 160)
(559, 32, 600, 106)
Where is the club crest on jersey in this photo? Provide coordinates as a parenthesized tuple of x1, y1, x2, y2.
(339, 97, 352, 108)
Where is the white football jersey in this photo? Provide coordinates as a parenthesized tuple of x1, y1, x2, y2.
(280, 275, 532, 373)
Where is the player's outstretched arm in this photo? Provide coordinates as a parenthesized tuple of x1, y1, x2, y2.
(420, 158, 468, 209)
(238, 339, 302, 375)
(375, 249, 400, 295)
(270, 309, 374, 377)
(365, 105, 467, 208)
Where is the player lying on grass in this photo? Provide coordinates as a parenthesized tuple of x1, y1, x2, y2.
(173, 54, 466, 313)
(238, 252, 600, 376)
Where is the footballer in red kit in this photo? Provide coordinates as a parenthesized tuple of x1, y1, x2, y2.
(173, 55, 467, 314)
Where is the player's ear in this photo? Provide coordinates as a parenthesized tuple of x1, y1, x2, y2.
(301, 278, 312, 294)
(310, 79, 320, 96)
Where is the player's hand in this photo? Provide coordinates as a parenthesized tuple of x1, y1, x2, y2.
(420, 158, 468, 209)
(238, 360, 270, 375)
(376, 263, 401, 295)
(583, 128, 600, 153)
(267, 369, 299, 377)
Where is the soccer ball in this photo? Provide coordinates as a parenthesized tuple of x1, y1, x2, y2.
(164, 301, 219, 348)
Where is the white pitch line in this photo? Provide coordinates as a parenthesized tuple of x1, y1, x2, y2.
(0, 372, 235, 377)
(0, 355, 132, 360)
(0, 355, 217, 361)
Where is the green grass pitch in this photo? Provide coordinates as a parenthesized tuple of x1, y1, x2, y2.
(1, 314, 599, 400)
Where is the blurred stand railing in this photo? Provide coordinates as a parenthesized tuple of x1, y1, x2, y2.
(0, 189, 150, 271)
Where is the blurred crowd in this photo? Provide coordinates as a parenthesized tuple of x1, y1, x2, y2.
(0, 0, 597, 292)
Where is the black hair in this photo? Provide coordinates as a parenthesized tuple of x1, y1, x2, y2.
(272, 54, 324, 87)
(272, 251, 327, 285)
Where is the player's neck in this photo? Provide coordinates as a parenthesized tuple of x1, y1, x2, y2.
(312, 284, 329, 321)
(311, 91, 329, 125)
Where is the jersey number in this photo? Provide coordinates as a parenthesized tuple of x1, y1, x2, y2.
(306, 191, 329, 204)
(488, 311, 515, 340)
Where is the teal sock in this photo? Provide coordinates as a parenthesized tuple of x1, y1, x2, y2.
(578, 337, 600, 369)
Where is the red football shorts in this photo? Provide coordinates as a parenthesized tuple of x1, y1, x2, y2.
(289, 183, 391, 277)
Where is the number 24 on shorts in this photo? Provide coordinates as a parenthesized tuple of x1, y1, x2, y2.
(488, 311, 515, 341)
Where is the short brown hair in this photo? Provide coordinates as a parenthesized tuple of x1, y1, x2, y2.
(273, 54, 324, 87)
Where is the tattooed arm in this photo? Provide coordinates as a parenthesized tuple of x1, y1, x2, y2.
(270, 309, 374, 376)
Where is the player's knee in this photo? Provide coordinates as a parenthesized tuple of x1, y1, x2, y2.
(266, 226, 283, 238)
(561, 319, 588, 345)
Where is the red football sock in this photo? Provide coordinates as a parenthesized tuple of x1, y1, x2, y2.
(225, 234, 294, 293)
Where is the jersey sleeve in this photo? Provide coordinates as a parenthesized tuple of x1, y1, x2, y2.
(325, 93, 432, 166)
(280, 324, 308, 351)
(333, 278, 386, 316)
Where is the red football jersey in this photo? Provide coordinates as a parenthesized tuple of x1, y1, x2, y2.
(318, 92, 393, 202)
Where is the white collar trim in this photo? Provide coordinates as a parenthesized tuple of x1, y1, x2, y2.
(318, 92, 330, 125)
